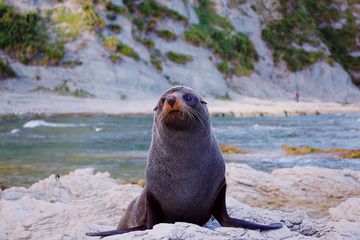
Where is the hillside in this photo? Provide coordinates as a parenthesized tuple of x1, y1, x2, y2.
(0, 0, 360, 114)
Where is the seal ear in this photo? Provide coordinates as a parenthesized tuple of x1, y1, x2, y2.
(153, 106, 158, 111)
(200, 100, 207, 105)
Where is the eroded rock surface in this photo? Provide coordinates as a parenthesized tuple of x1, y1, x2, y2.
(1, 165, 360, 239)
(226, 163, 360, 218)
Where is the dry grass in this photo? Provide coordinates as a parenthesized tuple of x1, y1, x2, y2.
(282, 145, 360, 159)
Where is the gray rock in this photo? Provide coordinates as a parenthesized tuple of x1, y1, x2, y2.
(1, 165, 360, 239)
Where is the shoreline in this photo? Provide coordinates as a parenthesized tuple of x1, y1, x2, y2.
(1, 92, 360, 118)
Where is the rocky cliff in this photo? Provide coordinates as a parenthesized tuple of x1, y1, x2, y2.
(0, 0, 359, 106)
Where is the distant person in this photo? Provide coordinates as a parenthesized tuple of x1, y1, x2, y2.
(295, 90, 300, 102)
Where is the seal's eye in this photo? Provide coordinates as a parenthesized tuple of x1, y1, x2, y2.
(183, 93, 192, 102)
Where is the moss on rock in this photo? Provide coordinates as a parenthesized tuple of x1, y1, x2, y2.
(166, 51, 192, 64)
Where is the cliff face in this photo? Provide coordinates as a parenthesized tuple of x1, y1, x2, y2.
(0, 0, 359, 103)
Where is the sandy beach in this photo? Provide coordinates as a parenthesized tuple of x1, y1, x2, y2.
(1, 91, 360, 117)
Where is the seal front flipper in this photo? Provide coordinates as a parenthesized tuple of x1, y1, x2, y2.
(212, 181, 283, 231)
(86, 226, 146, 237)
(86, 190, 164, 238)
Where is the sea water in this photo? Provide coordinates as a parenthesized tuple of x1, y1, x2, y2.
(0, 114, 359, 186)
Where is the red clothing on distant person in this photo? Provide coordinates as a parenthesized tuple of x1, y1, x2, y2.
(295, 90, 300, 102)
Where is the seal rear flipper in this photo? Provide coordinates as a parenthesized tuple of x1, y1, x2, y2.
(220, 218, 282, 230)
(212, 180, 282, 231)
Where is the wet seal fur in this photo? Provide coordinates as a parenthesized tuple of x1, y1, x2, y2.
(86, 86, 282, 237)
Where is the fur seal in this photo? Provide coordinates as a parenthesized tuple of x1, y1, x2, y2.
(86, 86, 282, 237)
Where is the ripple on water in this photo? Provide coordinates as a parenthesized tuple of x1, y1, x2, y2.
(0, 114, 359, 186)
(23, 120, 88, 128)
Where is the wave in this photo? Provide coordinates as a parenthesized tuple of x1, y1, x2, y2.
(252, 124, 279, 130)
(23, 120, 87, 128)
(10, 129, 20, 134)
(94, 127, 103, 132)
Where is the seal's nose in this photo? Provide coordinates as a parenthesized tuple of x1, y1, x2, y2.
(167, 96, 176, 107)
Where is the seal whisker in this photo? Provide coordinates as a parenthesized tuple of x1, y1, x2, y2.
(181, 105, 196, 125)
(184, 105, 209, 135)
(153, 112, 168, 156)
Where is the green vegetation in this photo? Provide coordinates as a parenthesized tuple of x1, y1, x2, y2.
(53, 80, 94, 98)
(215, 92, 231, 101)
(53, 80, 70, 95)
(102, 36, 118, 51)
(62, 60, 82, 68)
(105, 2, 126, 14)
(82, 1, 105, 31)
(107, 23, 121, 33)
(52, 3, 105, 41)
(52, 7, 86, 40)
(137, 0, 187, 23)
(233, 63, 254, 77)
(117, 42, 140, 60)
(195, 0, 233, 31)
(166, 51, 193, 64)
(155, 29, 177, 41)
(150, 54, 162, 72)
(119, 94, 127, 100)
(0, 3, 64, 65)
(218, 61, 252, 77)
(120, 1, 187, 72)
(103, 36, 140, 60)
(304, 0, 360, 83)
(134, 36, 155, 50)
(125, 0, 187, 37)
(72, 88, 94, 98)
(106, 11, 117, 21)
(123, 0, 136, 14)
(132, 18, 145, 31)
(261, 1, 325, 71)
(262, 0, 359, 76)
(184, 0, 258, 77)
(217, 61, 231, 76)
(109, 54, 122, 63)
(0, 58, 16, 79)
(41, 42, 65, 65)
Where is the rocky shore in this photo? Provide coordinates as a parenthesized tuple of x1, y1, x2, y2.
(1, 164, 360, 240)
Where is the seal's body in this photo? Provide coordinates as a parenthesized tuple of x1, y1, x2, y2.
(87, 86, 282, 237)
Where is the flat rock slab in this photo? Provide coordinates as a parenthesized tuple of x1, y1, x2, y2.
(226, 163, 360, 218)
(1, 165, 360, 239)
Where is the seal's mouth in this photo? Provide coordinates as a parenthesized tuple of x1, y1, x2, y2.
(162, 108, 186, 126)
(168, 109, 180, 114)
(165, 109, 184, 119)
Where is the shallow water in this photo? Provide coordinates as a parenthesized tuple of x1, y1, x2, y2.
(0, 114, 360, 186)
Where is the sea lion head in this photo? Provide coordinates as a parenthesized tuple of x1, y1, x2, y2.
(153, 86, 209, 130)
